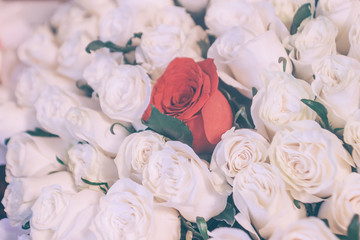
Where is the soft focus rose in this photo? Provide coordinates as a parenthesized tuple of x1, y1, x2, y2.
(0, 101, 39, 146)
(233, 163, 306, 239)
(114, 130, 165, 183)
(15, 67, 79, 107)
(51, 2, 98, 44)
(210, 127, 269, 191)
(0, 218, 29, 240)
(205, 0, 288, 38)
(64, 106, 129, 157)
(98, 65, 152, 123)
(209, 227, 251, 240)
(178, 0, 208, 12)
(99, 7, 144, 46)
(268, 120, 354, 203)
(17, 25, 58, 69)
(75, 0, 116, 17)
(284, 16, 338, 82)
(30, 185, 75, 240)
(67, 142, 118, 191)
(344, 109, 360, 168)
(57, 32, 94, 80)
(143, 57, 233, 153)
(208, 27, 292, 98)
(148, 205, 181, 240)
(316, 0, 360, 54)
(251, 71, 316, 139)
(312, 55, 360, 128)
(135, 25, 206, 80)
(51, 189, 103, 240)
(1, 171, 76, 225)
(142, 141, 228, 222)
(6, 133, 67, 182)
(270, 217, 338, 240)
(318, 173, 360, 235)
(348, 16, 360, 61)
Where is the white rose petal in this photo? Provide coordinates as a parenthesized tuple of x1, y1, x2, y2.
(17, 25, 58, 69)
(344, 109, 360, 167)
(208, 27, 292, 98)
(149, 205, 180, 240)
(178, 0, 209, 13)
(6, 132, 67, 182)
(142, 141, 228, 222)
(269, 120, 354, 203)
(209, 227, 251, 240)
(98, 65, 151, 122)
(285, 16, 338, 82)
(1, 171, 76, 225)
(312, 54, 360, 128)
(348, 16, 360, 61)
(233, 163, 306, 239)
(0, 218, 29, 240)
(210, 127, 269, 190)
(75, 0, 116, 17)
(114, 130, 165, 183)
(67, 142, 118, 190)
(64, 106, 129, 157)
(251, 71, 316, 139)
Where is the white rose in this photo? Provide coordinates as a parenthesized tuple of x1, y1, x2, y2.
(210, 127, 269, 190)
(89, 178, 153, 240)
(51, 189, 103, 240)
(151, 6, 196, 35)
(348, 16, 360, 61)
(178, 0, 209, 12)
(269, 120, 354, 203)
(0, 101, 38, 146)
(98, 65, 151, 123)
(142, 141, 228, 222)
(135, 24, 206, 80)
(207, 27, 292, 98)
(6, 132, 67, 182)
(205, 0, 288, 38)
(34, 85, 95, 141)
(51, 2, 99, 44)
(1, 171, 76, 225)
(149, 205, 181, 240)
(83, 50, 123, 91)
(312, 54, 360, 128)
(57, 32, 94, 80)
(0, 218, 29, 240)
(209, 227, 251, 240)
(285, 16, 338, 82)
(318, 173, 360, 235)
(316, 0, 360, 54)
(270, 217, 338, 240)
(99, 7, 144, 46)
(344, 109, 360, 167)
(67, 142, 118, 190)
(114, 130, 165, 183)
(233, 163, 306, 239)
(64, 106, 129, 156)
(251, 71, 316, 139)
(17, 25, 58, 69)
(15, 67, 79, 107)
(74, 0, 116, 17)
(30, 185, 75, 240)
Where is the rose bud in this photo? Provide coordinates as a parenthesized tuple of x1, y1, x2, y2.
(143, 57, 233, 154)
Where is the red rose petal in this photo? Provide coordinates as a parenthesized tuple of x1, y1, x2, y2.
(197, 58, 219, 96)
(201, 89, 233, 144)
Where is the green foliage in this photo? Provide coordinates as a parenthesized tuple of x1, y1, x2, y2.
(76, 80, 94, 98)
(196, 217, 210, 240)
(26, 128, 59, 138)
(85, 40, 136, 54)
(110, 122, 136, 135)
(213, 202, 236, 227)
(301, 99, 330, 130)
(290, 3, 312, 35)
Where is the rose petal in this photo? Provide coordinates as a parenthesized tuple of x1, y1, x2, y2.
(185, 114, 215, 153)
(197, 58, 218, 96)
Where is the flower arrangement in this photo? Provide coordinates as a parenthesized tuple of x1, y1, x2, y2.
(1, 0, 360, 239)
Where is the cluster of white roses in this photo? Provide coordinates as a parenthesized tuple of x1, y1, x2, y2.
(1, 0, 360, 239)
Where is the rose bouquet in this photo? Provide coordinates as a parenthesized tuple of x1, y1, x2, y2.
(1, 0, 360, 239)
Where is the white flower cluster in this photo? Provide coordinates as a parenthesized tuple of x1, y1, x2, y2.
(1, 0, 360, 239)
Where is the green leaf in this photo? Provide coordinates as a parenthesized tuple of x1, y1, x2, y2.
(290, 3, 312, 35)
(56, 156, 65, 166)
(143, 105, 193, 147)
(4, 137, 10, 146)
(293, 199, 301, 209)
(336, 234, 348, 240)
(197, 39, 210, 59)
(110, 122, 136, 135)
(213, 202, 236, 226)
(196, 217, 209, 240)
(234, 106, 254, 129)
(86, 40, 136, 54)
(301, 99, 330, 130)
(278, 57, 287, 72)
(26, 128, 59, 138)
(252, 87, 258, 97)
(22, 221, 30, 230)
(76, 80, 94, 98)
(321, 219, 329, 227)
(347, 214, 359, 240)
(126, 32, 143, 47)
(81, 178, 109, 190)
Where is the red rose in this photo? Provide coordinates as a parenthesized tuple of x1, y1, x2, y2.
(143, 57, 233, 154)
